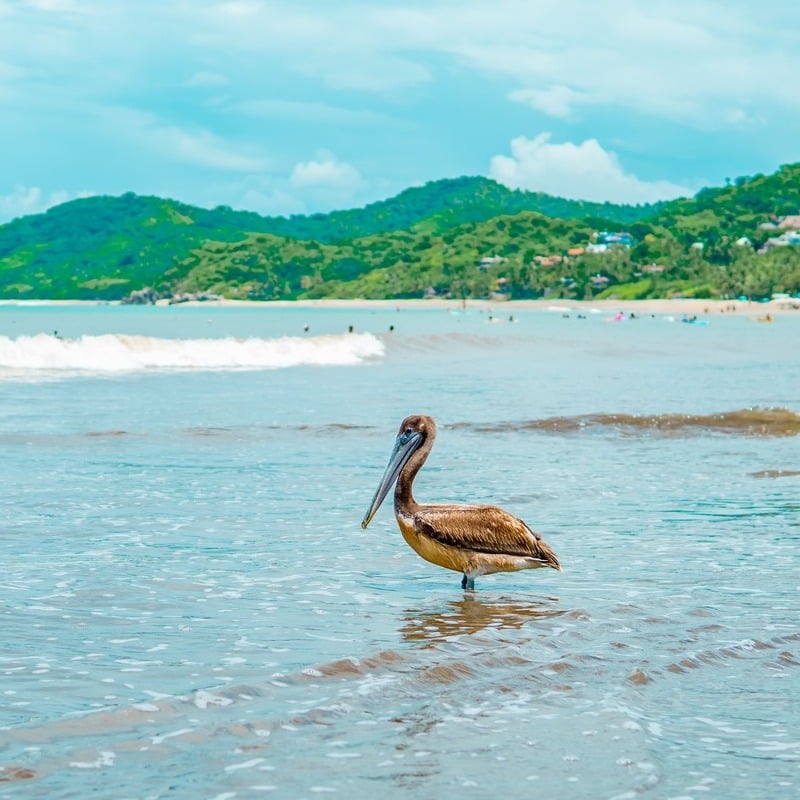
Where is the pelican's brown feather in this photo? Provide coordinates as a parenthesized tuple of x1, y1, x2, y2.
(413, 504, 560, 567)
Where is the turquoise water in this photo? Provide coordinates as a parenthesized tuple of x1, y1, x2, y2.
(1, 304, 798, 799)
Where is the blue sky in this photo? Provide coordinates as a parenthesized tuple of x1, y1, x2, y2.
(1, 0, 799, 223)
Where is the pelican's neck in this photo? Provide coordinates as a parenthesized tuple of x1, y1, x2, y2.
(394, 434, 432, 515)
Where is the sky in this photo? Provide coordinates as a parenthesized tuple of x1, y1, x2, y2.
(1, 0, 799, 224)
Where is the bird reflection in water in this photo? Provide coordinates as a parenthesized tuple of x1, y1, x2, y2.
(400, 595, 564, 644)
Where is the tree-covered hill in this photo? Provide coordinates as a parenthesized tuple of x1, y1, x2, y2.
(1, 166, 799, 301)
(161, 211, 598, 301)
(0, 179, 662, 300)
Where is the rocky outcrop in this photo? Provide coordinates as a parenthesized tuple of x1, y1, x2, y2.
(121, 287, 158, 305)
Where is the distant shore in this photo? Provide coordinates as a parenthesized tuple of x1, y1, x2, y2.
(1, 297, 798, 315)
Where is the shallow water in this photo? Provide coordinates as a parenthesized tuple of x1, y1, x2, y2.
(1, 304, 798, 799)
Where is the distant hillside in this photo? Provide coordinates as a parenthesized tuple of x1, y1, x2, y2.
(1, 167, 799, 301)
(287, 176, 665, 240)
(162, 211, 599, 301)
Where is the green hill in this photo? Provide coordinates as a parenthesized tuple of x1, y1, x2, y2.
(1, 167, 799, 301)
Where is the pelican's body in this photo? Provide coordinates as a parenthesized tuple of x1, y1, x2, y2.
(361, 415, 561, 590)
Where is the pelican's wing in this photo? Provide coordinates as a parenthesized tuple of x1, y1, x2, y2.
(415, 503, 558, 564)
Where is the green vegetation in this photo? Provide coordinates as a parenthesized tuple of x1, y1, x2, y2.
(2, 167, 800, 302)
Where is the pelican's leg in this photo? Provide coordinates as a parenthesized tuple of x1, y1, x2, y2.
(461, 574, 475, 591)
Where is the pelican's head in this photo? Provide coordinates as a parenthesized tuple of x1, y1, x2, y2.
(361, 415, 435, 529)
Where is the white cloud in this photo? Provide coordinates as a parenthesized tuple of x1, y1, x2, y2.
(0, 185, 94, 222)
(6, 3, 799, 117)
(290, 152, 362, 192)
(233, 98, 387, 126)
(509, 85, 590, 119)
(100, 107, 267, 172)
(185, 3, 434, 93)
(490, 133, 694, 204)
(156, 125, 264, 171)
(318, 57, 432, 92)
(366, 3, 796, 127)
(186, 2, 794, 126)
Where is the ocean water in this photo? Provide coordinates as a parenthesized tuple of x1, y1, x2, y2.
(0, 303, 798, 800)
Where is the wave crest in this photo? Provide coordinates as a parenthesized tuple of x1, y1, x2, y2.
(0, 332, 384, 377)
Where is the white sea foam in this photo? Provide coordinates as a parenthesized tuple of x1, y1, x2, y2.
(69, 751, 116, 769)
(0, 332, 385, 376)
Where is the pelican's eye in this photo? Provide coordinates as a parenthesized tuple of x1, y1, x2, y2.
(399, 426, 415, 444)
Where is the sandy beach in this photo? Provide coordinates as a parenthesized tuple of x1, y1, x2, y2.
(178, 296, 800, 316)
(2, 296, 799, 316)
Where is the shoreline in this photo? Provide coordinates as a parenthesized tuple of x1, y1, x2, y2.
(240, 297, 799, 316)
(1, 297, 798, 315)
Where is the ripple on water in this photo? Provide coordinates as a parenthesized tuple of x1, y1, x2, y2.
(2, 336, 799, 798)
(3, 576, 799, 798)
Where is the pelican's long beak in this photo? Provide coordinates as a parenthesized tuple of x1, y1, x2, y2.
(361, 430, 422, 528)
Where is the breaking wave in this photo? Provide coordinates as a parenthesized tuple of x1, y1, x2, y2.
(0, 332, 384, 377)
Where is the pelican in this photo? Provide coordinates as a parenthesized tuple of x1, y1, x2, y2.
(361, 415, 561, 590)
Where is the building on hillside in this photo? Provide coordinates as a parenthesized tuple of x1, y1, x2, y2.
(777, 215, 800, 230)
(532, 254, 563, 267)
(478, 255, 507, 269)
(757, 230, 800, 254)
(594, 231, 634, 247)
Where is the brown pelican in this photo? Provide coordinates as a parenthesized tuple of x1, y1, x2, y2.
(361, 415, 562, 590)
